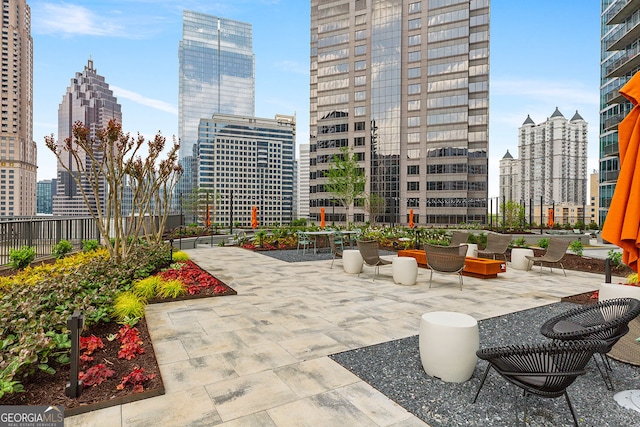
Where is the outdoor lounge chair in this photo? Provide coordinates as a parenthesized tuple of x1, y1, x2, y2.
(525, 237, 570, 276)
(423, 243, 467, 290)
(328, 232, 343, 268)
(357, 240, 392, 279)
(540, 297, 640, 390)
(473, 340, 608, 427)
(449, 231, 470, 246)
(477, 233, 511, 261)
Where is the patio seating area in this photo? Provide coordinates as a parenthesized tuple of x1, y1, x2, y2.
(66, 246, 637, 427)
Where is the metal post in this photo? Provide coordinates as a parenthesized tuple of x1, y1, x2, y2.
(605, 258, 612, 284)
(529, 198, 532, 230)
(552, 200, 555, 228)
(65, 310, 85, 398)
(229, 190, 234, 234)
(540, 195, 543, 235)
(489, 198, 493, 231)
(502, 195, 506, 233)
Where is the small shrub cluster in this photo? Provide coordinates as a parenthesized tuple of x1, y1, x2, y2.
(537, 238, 549, 249)
(8, 246, 36, 270)
(51, 240, 73, 259)
(607, 250, 623, 268)
(569, 240, 584, 256)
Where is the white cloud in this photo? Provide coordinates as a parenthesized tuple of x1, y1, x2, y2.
(274, 60, 308, 76)
(33, 3, 124, 37)
(492, 78, 599, 107)
(111, 86, 178, 115)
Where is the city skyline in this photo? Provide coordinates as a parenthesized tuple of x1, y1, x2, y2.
(31, 0, 600, 198)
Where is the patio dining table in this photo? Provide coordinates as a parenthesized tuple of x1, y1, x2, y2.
(305, 230, 334, 254)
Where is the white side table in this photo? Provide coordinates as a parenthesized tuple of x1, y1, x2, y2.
(464, 243, 478, 258)
(343, 249, 363, 274)
(392, 257, 418, 286)
(419, 311, 479, 383)
(511, 248, 534, 271)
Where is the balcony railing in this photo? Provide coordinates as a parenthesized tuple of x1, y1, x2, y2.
(605, 0, 640, 25)
(601, 170, 620, 183)
(0, 216, 100, 267)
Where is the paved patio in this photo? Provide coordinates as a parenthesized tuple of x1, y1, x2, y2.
(66, 246, 619, 426)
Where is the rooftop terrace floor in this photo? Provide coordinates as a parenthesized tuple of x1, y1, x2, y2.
(66, 246, 634, 426)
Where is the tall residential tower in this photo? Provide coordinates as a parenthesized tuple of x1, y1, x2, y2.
(600, 1, 640, 225)
(1, 0, 36, 216)
(310, 0, 490, 226)
(52, 59, 122, 215)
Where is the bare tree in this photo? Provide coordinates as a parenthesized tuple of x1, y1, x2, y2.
(45, 120, 182, 262)
(364, 192, 386, 225)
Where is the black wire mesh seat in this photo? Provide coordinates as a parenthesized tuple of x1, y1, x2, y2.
(540, 297, 640, 389)
(328, 232, 343, 268)
(473, 340, 608, 426)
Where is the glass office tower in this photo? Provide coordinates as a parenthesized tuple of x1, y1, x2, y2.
(599, 1, 640, 226)
(310, 0, 490, 226)
(178, 11, 255, 162)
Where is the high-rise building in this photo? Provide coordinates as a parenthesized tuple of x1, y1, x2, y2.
(516, 109, 588, 205)
(196, 114, 295, 226)
(36, 179, 56, 214)
(499, 149, 517, 203)
(52, 59, 122, 215)
(600, 1, 640, 225)
(178, 11, 255, 164)
(297, 143, 310, 219)
(1, 0, 36, 217)
(589, 170, 599, 226)
(309, 0, 489, 226)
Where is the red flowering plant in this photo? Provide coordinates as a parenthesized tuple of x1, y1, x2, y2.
(117, 366, 156, 393)
(117, 325, 145, 360)
(159, 260, 231, 296)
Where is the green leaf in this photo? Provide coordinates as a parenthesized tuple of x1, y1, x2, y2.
(38, 364, 56, 375)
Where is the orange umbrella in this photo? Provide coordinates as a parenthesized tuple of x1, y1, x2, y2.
(320, 207, 325, 229)
(602, 72, 640, 272)
(409, 209, 415, 228)
(251, 206, 258, 229)
(547, 208, 554, 229)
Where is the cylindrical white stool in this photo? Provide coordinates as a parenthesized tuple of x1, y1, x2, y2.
(511, 248, 534, 271)
(419, 311, 479, 383)
(465, 243, 478, 258)
(392, 257, 418, 286)
(343, 249, 363, 274)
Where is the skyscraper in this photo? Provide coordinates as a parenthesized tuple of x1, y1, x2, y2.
(600, 1, 640, 225)
(36, 179, 56, 214)
(52, 59, 122, 216)
(196, 114, 295, 226)
(178, 11, 255, 163)
(297, 143, 310, 219)
(309, 0, 489, 226)
(1, 0, 37, 217)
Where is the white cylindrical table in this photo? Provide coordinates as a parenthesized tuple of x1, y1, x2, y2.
(343, 249, 363, 274)
(511, 248, 534, 271)
(419, 311, 479, 383)
(464, 243, 478, 258)
(392, 257, 418, 286)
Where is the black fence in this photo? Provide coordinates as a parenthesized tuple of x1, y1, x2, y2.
(0, 217, 100, 266)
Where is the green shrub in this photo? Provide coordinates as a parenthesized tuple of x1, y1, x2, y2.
(569, 240, 583, 256)
(156, 279, 186, 298)
(172, 251, 190, 262)
(607, 250, 622, 268)
(8, 246, 36, 270)
(511, 237, 528, 248)
(82, 239, 100, 252)
(112, 291, 146, 323)
(51, 240, 73, 259)
(627, 273, 639, 285)
(537, 238, 549, 249)
(133, 276, 161, 299)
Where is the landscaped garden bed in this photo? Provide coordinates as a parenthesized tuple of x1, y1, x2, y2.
(0, 244, 235, 415)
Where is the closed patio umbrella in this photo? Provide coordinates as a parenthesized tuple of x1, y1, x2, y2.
(320, 207, 325, 229)
(409, 209, 415, 228)
(251, 206, 258, 229)
(602, 71, 640, 272)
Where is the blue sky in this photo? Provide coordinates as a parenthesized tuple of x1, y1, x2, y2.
(32, 0, 601, 198)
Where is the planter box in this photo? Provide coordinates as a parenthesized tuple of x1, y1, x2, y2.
(598, 282, 640, 302)
(398, 250, 506, 279)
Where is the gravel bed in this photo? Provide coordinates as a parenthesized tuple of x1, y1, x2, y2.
(330, 303, 640, 427)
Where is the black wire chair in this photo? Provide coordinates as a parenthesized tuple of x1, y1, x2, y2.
(328, 232, 343, 268)
(539, 297, 640, 390)
(473, 340, 608, 427)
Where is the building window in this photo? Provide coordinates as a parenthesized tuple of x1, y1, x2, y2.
(408, 165, 420, 175)
(408, 18, 421, 30)
(408, 117, 420, 127)
(408, 100, 421, 111)
(355, 75, 366, 86)
(409, 2, 422, 13)
(408, 83, 420, 94)
(355, 29, 366, 40)
(407, 182, 419, 191)
(355, 45, 366, 56)
(354, 121, 366, 131)
(408, 67, 421, 79)
(408, 34, 421, 46)
(408, 51, 421, 62)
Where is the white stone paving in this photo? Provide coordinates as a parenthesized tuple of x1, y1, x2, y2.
(66, 246, 618, 427)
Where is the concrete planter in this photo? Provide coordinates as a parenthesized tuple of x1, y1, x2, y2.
(598, 282, 640, 302)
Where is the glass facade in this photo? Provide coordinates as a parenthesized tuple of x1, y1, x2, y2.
(599, 1, 640, 226)
(179, 11, 255, 163)
(310, 0, 489, 226)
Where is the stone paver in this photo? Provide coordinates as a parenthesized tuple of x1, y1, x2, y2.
(66, 246, 614, 426)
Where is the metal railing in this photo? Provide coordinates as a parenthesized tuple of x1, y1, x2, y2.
(0, 217, 100, 266)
